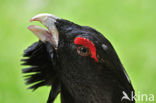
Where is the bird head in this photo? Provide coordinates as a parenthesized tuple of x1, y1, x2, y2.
(28, 14, 113, 70)
(23, 13, 135, 103)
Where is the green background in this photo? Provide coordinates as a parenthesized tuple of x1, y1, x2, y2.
(0, 0, 156, 103)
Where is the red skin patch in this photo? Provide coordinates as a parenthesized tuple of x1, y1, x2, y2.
(74, 37, 98, 62)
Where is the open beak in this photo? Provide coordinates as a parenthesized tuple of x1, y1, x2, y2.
(28, 13, 60, 49)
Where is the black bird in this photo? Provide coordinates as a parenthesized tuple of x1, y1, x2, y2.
(21, 13, 135, 103)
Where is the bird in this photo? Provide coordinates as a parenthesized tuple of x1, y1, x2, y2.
(21, 13, 135, 103)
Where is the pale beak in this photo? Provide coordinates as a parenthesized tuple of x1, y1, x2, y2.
(28, 13, 60, 49)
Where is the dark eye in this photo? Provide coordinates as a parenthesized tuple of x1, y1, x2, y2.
(77, 46, 90, 56)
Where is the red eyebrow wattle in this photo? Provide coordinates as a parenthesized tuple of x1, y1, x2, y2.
(74, 37, 98, 62)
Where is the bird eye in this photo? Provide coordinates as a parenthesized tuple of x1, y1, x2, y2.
(77, 46, 91, 56)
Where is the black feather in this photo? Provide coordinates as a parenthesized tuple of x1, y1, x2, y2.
(21, 41, 60, 103)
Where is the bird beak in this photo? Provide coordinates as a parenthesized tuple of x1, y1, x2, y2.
(28, 13, 60, 49)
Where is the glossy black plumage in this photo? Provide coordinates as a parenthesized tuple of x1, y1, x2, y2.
(21, 41, 60, 103)
(21, 18, 135, 103)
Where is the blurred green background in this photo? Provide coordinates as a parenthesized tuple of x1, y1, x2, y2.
(0, 0, 156, 103)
